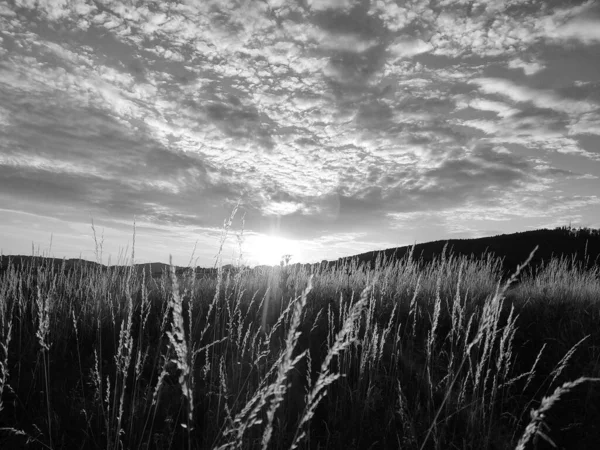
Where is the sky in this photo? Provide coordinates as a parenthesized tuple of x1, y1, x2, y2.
(1, 0, 600, 267)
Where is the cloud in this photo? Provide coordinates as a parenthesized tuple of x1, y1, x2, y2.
(461, 76, 600, 158)
(460, 115, 600, 160)
(570, 113, 600, 136)
(0, 74, 242, 227)
(307, 0, 358, 12)
(467, 98, 518, 118)
(508, 58, 545, 75)
(367, 0, 599, 58)
(471, 78, 597, 115)
(1, 0, 599, 264)
(368, 0, 433, 33)
(547, 18, 600, 44)
(389, 38, 433, 61)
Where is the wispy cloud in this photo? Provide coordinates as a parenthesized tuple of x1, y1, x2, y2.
(508, 58, 545, 76)
(471, 78, 597, 115)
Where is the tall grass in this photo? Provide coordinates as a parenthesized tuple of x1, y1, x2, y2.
(0, 235, 599, 449)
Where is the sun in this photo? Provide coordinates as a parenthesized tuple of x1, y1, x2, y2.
(245, 234, 301, 267)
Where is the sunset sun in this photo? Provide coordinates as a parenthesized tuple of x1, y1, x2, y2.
(245, 234, 301, 267)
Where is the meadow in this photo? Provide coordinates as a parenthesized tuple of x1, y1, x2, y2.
(1, 234, 600, 449)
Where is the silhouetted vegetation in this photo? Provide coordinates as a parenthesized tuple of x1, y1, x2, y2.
(1, 227, 599, 449)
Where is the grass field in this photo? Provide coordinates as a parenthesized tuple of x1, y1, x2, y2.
(1, 237, 600, 449)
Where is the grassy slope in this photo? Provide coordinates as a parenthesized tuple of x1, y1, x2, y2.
(0, 231, 599, 449)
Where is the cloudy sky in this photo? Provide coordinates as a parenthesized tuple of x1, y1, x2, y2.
(1, 0, 600, 267)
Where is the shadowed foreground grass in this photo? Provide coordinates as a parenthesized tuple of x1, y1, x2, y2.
(0, 245, 599, 449)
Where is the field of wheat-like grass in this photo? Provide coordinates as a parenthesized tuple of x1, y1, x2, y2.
(0, 242, 599, 449)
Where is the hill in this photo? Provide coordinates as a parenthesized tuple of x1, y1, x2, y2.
(2, 226, 599, 279)
(327, 226, 600, 279)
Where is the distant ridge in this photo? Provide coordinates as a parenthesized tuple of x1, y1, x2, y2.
(0, 256, 217, 278)
(327, 227, 600, 278)
(0, 256, 104, 272)
(2, 227, 599, 278)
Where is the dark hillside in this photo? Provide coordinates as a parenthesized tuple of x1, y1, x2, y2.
(0, 255, 103, 273)
(329, 226, 600, 280)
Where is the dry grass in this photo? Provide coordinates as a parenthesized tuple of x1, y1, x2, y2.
(0, 233, 599, 450)
(515, 377, 600, 450)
